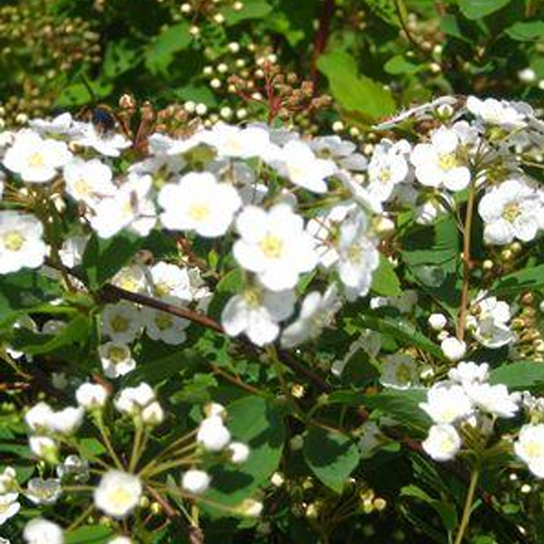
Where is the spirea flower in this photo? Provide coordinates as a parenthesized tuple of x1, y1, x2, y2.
(181, 469, 211, 495)
(0, 211, 47, 274)
(221, 285, 295, 346)
(23, 518, 64, 544)
(94, 470, 142, 519)
(233, 204, 318, 291)
(159, 172, 241, 237)
(3, 129, 71, 182)
(422, 424, 462, 461)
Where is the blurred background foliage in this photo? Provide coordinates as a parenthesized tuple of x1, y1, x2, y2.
(1, 0, 544, 132)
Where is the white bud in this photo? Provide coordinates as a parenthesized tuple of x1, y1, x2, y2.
(181, 469, 211, 495)
(76, 382, 108, 409)
(440, 337, 466, 362)
(428, 313, 447, 331)
(197, 416, 231, 451)
(228, 442, 250, 464)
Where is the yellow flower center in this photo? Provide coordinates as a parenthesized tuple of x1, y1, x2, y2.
(188, 203, 210, 221)
(243, 288, 262, 308)
(155, 312, 173, 330)
(155, 282, 171, 297)
(259, 234, 283, 259)
(379, 168, 392, 183)
(525, 440, 543, 459)
(438, 152, 458, 171)
(347, 244, 362, 263)
(503, 203, 521, 223)
(28, 152, 45, 168)
(110, 316, 129, 333)
(3, 230, 25, 251)
(108, 487, 132, 507)
(439, 435, 455, 452)
(74, 178, 92, 197)
(107, 345, 128, 364)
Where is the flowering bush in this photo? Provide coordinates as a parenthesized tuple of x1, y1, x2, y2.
(3, 92, 544, 544)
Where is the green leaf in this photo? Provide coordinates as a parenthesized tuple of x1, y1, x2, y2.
(505, 20, 544, 41)
(384, 55, 424, 75)
(491, 263, 544, 296)
(66, 525, 113, 544)
(222, 0, 272, 25)
(11, 314, 91, 356)
(204, 396, 285, 509)
(372, 255, 402, 296)
(489, 361, 544, 390)
(458, 0, 512, 20)
(303, 427, 359, 493)
(0, 270, 63, 326)
(317, 50, 396, 120)
(363, 389, 430, 431)
(55, 81, 112, 108)
(356, 314, 445, 360)
(145, 22, 192, 75)
(362, 0, 401, 27)
(81, 232, 142, 290)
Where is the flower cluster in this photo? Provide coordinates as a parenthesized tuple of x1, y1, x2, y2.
(420, 362, 518, 461)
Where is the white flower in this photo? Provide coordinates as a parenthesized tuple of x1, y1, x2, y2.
(270, 139, 336, 193)
(102, 301, 142, 344)
(440, 337, 466, 362)
(380, 354, 419, 390)
(306, 203, 354, 269)
(233, 204, 318, 291)
(59, 235, 88, 269)
(114, 383, 156, 416)
(202, 123, 271, 158)
(420, 384, 473, 424)
(204, 402, 226, 419)
(479, 179, 542, 245)
(336, 211, 380, 300)
(28, 436, 58, 460)
(90, 174, 156, 238)
(50, 407, 84, 435)
(99, 341, 137, 379)
(235, 498, 263, 517)
(63, 157, 115, 206)
(0, 467, 17, 495)
(366, 139, 410, 202)
(281, 284, 340, 348)
(428, 313, 447, 331)
(23, 518, 64, 544)
(181, 469, 211, 495)
(3, 129, 71, 182)
(448, 361, 489, 386)
(141, 401, 164, 426)
(466, 96, 527, 129)
(143, 301, 190, 345)
(228, 442, 250, 464)
(515, 424, 544, 478)
(150, 262, 192, 300)
(25, 478, 62, 505)
(159, 172, 241, 237)
(108, 538, 132, 544)
(25, 401, 55, 432)
(94, 470, 142, 519)
(411, 125, 470, 192)
(468, 295, 516, 349)
(0, 494, 20, 526)
(75, 124, 131, 157)
(56, 455, 90, 482)
(0, 211, 47, 274)
(221, 286, 295, 346)
(76, 382, 108, 409)
(30, 112, 74, 135)
(111, 265, 149, 295)
(465, 383, 518, 418)
(422, 424, 461, 461)
(197, 416, 231, 452)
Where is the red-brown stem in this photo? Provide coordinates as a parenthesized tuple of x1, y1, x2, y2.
(310, 0, 336, 90)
